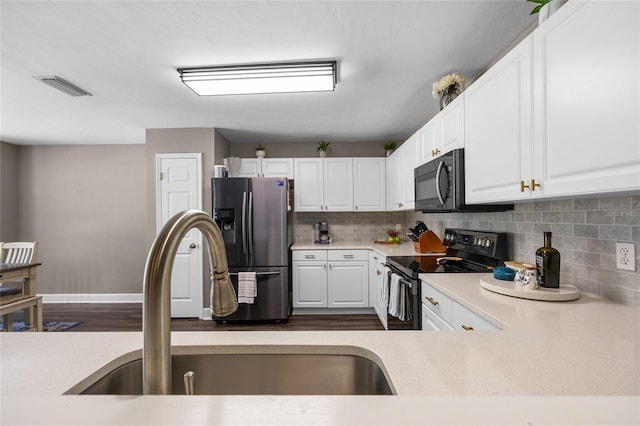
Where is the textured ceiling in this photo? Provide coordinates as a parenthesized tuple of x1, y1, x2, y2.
(0, 1, 535, 145)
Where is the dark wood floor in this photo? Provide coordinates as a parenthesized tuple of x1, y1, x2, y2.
(41, 303, 385, 332)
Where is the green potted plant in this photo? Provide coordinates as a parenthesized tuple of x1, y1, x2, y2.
(383, 140, 396, 157)
(255, 144, 266, 158)
(317, 141, 330, 158)
(528, 0, 566, 24)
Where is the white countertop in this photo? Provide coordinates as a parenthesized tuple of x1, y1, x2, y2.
(291, 241, 440, 257)
(1, 273, 639, 425)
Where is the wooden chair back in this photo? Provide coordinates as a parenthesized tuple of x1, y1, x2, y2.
(0, 242, 38, 264)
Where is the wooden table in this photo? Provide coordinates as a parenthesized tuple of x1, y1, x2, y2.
(0, 262, 42, 331)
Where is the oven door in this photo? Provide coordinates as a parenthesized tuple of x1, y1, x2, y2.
(414, 152, 454, 212)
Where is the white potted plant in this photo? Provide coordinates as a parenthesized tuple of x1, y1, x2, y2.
(255, 144, 266, 158)
(317, 141, 330, 158)
(383, 140, 396, 157)
(528, 0, 567, 24)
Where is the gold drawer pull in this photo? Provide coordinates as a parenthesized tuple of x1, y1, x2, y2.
(461, 324, 474, 331)
(304, 255, 315, 259)
(425, 296, 439, 306)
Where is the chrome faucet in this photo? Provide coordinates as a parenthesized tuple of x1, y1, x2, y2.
(142, 209, 238, 394)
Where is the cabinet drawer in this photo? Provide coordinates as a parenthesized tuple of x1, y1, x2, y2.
(452, 302, 500, 331)
(421, 303, 454, 331)
(292, 250, 327, 261)
(328, 250, 368, 261)
(421, 281, 454, 324)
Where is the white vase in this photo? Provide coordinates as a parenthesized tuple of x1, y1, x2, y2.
(319, 151, 327, 158)
(256, 150, 265, 158)
(386, 149, 394, 157)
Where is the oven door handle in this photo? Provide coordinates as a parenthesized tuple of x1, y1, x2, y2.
(435, 160, 446, 205)
(397, 277, 413, 289)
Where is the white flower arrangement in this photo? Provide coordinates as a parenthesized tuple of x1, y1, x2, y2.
(431, 73, 466, 99)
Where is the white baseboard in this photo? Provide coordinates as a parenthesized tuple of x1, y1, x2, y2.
(41, 293, 143, 304)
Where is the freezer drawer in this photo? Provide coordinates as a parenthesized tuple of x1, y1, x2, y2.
(212, 266, 290, 322)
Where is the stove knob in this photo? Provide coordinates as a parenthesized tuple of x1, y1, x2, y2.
(485, 239, 492, 248)
(476, 238, 484, 246)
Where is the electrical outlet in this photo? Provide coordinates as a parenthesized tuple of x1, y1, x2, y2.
(616, 242, 636, 271)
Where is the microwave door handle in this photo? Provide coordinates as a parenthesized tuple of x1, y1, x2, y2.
(435, 160, 446, 205)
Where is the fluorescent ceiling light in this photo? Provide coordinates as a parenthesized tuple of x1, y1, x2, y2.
(177, 61, 337, 96)
(35, 76, 92, 97)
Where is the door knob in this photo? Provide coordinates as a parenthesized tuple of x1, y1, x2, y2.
(189, 243, 197, 249)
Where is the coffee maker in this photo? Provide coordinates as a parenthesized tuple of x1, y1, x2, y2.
(314, 221, 332, 244)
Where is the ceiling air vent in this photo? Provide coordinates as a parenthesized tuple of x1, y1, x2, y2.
(35, 76, 92, 97)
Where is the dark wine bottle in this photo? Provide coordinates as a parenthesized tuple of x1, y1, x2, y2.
(535, 232, 560, 288)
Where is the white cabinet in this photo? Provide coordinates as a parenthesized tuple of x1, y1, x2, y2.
(419, 94, 465, 165)
(292, 251, 328, 307)
(421, 280, 499, 332)
(292, 250, 368, 309)
(532, 0, 640, 198)
(466, 0, 640, 203)
(464, 35, 534, 204)
(386, 132, 419, 211)
(236, 158, 294, 179)
(368, 251, 387, 329)
(293, 158, 353, 212)
(327, 251, 368, 308)
(353, 158, 386, 211)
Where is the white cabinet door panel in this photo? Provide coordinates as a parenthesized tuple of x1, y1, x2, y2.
(262, 158, 294, 179)
(293, 262, 327, 307)
(353, 158, 386, 211)
(328, 261, 368, 308)
(294, 158, 324, 212)
(324, 158, 353, 211)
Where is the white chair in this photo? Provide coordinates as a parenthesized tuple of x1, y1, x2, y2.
(0, 242, 42, 331)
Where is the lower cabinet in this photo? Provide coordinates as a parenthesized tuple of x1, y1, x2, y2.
(368, 252, 387, 329)
(293, 250, 368, 308)
(421, 280, 499, 332)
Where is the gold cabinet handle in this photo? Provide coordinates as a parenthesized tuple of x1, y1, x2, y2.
(461, 324, 474, 331)
(531, 179, 541, 191)
(398, 202, 404, 208)
(520, 180, 530, 192)
(425, 296, 439, 306)
(376, 270, 382, 276)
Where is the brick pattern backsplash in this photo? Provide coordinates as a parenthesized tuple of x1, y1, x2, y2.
(294, 196, 640, 306)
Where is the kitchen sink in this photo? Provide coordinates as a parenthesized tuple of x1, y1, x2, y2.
(66, 346, 395, 395)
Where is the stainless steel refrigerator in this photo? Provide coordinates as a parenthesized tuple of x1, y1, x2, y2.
(212, 177, 292, 321)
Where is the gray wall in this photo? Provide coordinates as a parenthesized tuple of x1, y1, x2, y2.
(0, 142, 20, 241)
(17, 144, 148, 294)
(230, 140, 394, 159)
(295, 196, 640, 306)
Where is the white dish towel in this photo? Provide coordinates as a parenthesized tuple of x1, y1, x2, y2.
(380, 266, 391, 307)
(388, 273, 401, 319)
(237, 272, 257, 304)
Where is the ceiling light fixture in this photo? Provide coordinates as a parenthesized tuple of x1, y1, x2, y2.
(177, 61, 337, 96)
(35, 76, 92, 97)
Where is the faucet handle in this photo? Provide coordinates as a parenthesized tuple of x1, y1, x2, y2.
(183, 371, 195, 395)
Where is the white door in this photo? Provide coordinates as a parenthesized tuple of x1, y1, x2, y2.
(292, 261, 328, 307)
(353, 158, 386, 212)
(327, 261, 368, 308)
(323, 158, 353, 211)
(294, 158, 324, 211)
(156, 153, 203, 318)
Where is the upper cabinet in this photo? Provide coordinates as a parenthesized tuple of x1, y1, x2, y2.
(466, 0, 640, 203)
(353, 158, 386, 211)
(532, 0, 640, 198)
(464, 35, 534, 204)
(235, 158, 294, 179)
(419, 94, 465, 165)
(387, 131, 419, 211)
(294, 158, 353, 212)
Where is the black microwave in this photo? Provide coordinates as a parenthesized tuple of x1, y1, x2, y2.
(414, 149, 513, 213)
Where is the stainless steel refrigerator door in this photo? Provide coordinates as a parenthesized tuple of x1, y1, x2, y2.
(213, 177, 250, 266)
(212, 266, 290, 321)
(249, 178, 288, 266)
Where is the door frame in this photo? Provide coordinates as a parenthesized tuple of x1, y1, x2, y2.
(155, 152, 203, 318)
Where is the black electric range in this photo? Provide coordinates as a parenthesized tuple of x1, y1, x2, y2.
(384, 228, 507, 330)
(387, 228, 508, 279)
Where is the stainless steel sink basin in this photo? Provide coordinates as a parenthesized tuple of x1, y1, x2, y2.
(67, 346, 395, 395)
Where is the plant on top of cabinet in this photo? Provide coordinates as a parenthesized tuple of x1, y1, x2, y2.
(383, 140, 396, 157)
(317, 141, 330, 157)
(432, 72, 465, 110)
(255, 144, 266, 158)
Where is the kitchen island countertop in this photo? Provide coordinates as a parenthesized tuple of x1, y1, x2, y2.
(1, 273, 639, 425)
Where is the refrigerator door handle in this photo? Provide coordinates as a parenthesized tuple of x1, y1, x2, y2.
(248, 192, 254, 255)
(241, 191, 248, 254)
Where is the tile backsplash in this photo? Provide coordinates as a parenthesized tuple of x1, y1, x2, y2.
(294, 195, 640, 306)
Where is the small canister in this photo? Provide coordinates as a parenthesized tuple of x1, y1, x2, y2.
(505, 261, 538, 290)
